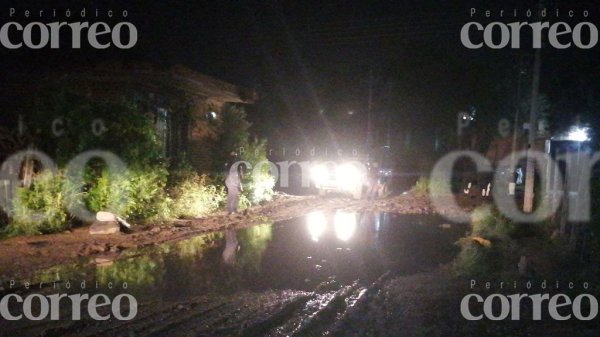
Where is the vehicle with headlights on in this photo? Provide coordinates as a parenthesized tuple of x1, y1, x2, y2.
(310, 160, 367, 199)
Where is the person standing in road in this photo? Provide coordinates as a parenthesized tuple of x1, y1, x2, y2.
(366, 161, 381, 200)
(225, 152, 243, 214)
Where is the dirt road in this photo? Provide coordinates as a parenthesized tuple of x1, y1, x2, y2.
(0, 192, 481, 282)
(0, 192, 490, 337)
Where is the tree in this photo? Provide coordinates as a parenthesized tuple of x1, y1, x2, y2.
(27, 87, 165, 168)
(212, 104, 251, 171)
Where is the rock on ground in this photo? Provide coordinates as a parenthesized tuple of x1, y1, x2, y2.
(89, 221, 120, 235)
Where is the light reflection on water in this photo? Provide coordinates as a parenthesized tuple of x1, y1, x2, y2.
(307, 211, 327, 242)
(333, 211, 357, 241)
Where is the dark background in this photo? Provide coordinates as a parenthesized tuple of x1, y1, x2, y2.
(1, 0, 599, 160)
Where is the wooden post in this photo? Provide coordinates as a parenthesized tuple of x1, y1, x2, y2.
(523, 49, 541, 213)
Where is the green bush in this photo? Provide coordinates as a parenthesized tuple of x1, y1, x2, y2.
(84, 165, 172, 222)
(84, 166, 129, 217)
(9, 87, 175, 229)
(170, 172, 226, 218)
(453, 238, 505, 278)
(9, 170, 70, 235)
(453, 206, 522, 278)
(471, 206, 516, 239)
(125, 166, 172, 221)
(240, 138, 275, 205)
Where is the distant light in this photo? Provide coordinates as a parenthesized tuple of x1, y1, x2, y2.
(210, 111, 217, 119)
(310, 164, 328, 185)
(348, 110, 354, 115)
(566, 127, 590, 142)
(335, 163, 363, 191)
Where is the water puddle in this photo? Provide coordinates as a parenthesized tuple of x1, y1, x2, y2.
(4, 212, 466, 303)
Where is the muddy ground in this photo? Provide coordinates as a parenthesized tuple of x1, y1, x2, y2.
(0, 192, 499, 337)
(9, 266, 594, 337)
(2, 193, 597, 337)
(0, 192, 481, 282)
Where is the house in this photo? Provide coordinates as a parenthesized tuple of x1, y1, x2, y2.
(2, 61, 256, 172)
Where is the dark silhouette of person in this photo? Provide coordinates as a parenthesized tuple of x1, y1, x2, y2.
(225, 152, 243, 214)
(366, 161, 381, 200)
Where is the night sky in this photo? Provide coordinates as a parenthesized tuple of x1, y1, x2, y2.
(1, 0, 599, 151)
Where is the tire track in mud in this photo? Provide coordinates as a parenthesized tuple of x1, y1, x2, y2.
(241, 272, 392, 337)
(28, 271, 391, 337)
(324, 271, 392, 337)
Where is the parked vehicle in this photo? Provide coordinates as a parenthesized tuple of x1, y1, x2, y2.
(310, 159, 367, 199)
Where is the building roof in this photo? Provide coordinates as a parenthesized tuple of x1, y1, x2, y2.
(4, 61, 256, 106)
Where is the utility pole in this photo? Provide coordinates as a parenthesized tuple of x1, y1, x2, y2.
(523, 48, 541, 213)
(367, 69, 373, 152)
(386, 81, 392, 148)
(510, 55, 524, 171)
